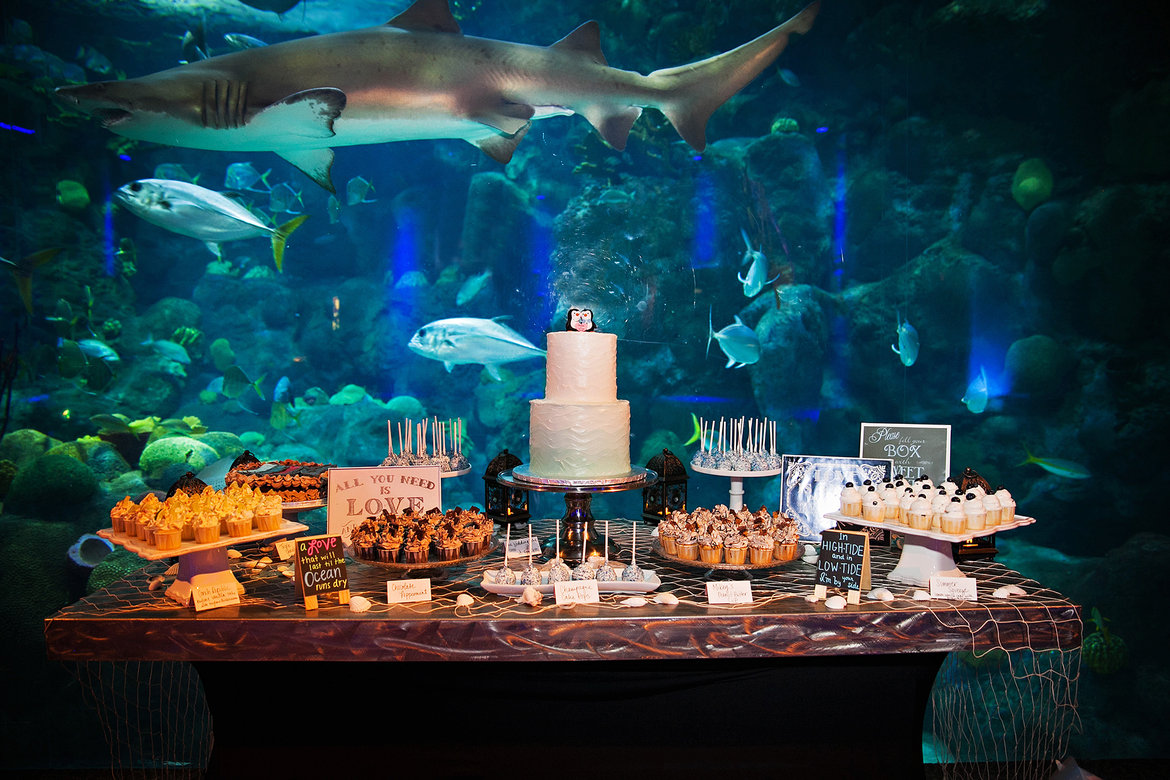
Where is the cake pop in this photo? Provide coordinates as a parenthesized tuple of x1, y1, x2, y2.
(520, 526, 542, 585)
(596, 520, 617, 581)
(622, 522, 644, 582)
(547, 516, 572, 583)
(493, 524, 516, 584)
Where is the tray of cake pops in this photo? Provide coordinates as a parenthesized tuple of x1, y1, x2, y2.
(347, 508, 499, 568)
(829, 472, 1034, 543)
(652, 505, 803, 570)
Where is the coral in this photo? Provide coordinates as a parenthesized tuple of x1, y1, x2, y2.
(1005, 334, 1074, 397)
(193, 431, 245, 461)
(240, 431, 266, 448)
(1011, 158, 1053, 211)
(383, 395, 427, 420)
(209, 338, 235, 371)
(1083, 607, 1128, 674)
(137, 436, 218, 481)
(67, 533, 114, 569)
(0, 516, 79, 655)
(0, 459, 16, 499)
(5, 453, 98, 518)
(86, 548, 148, 595)
(0, 429, 63, 470)
(329, 384, 368, 405)
(770, 116, 799, 134)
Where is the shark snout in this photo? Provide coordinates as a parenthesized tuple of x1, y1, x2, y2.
(54, 83, 132, 126)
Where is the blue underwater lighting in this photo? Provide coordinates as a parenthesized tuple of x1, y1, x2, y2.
(815, 126, 829, 134)
(690, 170, 717, 268)
(118, 154, 131, 162)
(0, 121, 34, 134)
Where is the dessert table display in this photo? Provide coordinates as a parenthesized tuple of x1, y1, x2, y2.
(46, 518, 1080, 778)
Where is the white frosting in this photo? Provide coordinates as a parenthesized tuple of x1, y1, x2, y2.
(528, 331, 630, 478)
(544, 331, 617, 402)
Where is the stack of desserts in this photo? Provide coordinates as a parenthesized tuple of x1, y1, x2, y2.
(225, 451, 333, 501)
(658, 504, 801, 565)
(108, 483, 284, 551)
(689, 416, 782, 472)
(839, 474, 1017, 535)
(348, 507, 493, 564)
(381, 417, 471, 473)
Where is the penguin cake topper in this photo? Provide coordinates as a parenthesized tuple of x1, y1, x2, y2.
(566, 307, 596, 332)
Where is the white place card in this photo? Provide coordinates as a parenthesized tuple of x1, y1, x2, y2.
(273, 539, 296, 561)
(929, 575, 978, 602)
(386, 578, 432, 604)
(506, 537, 541, 557)
(554, 579, 600, 606)
(192, 582, 240, 611)
(706, 580, 753, 604)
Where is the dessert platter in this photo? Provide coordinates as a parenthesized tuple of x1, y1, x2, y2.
(101, 483, 307, 605)
(481, 565, 661, 596)
(381, 417, 472, 478)
(348, 507, 498, 569)
(225, 451, 332, 503)
(828, 469, 1033, 585)
(652, 504, 803, 571)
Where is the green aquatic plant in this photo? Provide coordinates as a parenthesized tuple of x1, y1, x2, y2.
(329, 384, 368, 405)
(205, 259, 238, 277)
(1011, 158, 1053, 211)
(770, 116, 799, 134)
(1083, 607, 1128, 674)
(90, 413, 160, 436)
(169, 326, 203, 348)
(100, 319, 121, 340)
(209, 338, 236, 371)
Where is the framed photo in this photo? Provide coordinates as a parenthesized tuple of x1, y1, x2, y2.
(780, 455, 894, 541)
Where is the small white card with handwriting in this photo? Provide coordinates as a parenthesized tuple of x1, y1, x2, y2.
(273, 539, 296, 561)
(192, 582, 240, 611)
(706, 580, 753, 604)
(929, 575, 978, 602)
(506, 537, 541, 557)
(386, 578, 432, 604)
(554, 579, 600, 605)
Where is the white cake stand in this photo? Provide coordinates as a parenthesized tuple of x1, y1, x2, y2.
(691, 464, 781, 511)
(498, 467, 657, 564)
(822, 511, 1036, 586)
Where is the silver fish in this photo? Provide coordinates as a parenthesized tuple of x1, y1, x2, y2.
(223, 33, 269, 51)
(113, 178, 307, 270)
(55, 0, 820, 191)
(707, 307, 760, 369)
(141, 335, 191, 365)
(224, 161, 271, 191)
(345, 175, 376, 206)
(268, 181, 303, 214)
(77, 338, 121, 363)
(407, 316, 545, 381)
(455, 269, 492, 306)
(326, 194, 342, 224)
(737, 228, 780, 297)
(961, 366, 989, 414)
(891, 310, 919, 367)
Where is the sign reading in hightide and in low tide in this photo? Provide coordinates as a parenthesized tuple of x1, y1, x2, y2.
(326, 465, 442, 547)
(859, 423, 951, 482)
(815, 528, 871, 604)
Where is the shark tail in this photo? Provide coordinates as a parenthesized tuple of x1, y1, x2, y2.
(649, 1, 819, 152)
(270, 214, 309, 272)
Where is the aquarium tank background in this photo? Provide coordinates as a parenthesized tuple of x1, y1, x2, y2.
(1, 0, 1167, 772)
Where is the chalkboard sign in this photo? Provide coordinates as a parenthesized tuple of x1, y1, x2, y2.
(859, 423, 951, 482)
(816, 529, 871, 595)
(294, 534, 350, 610)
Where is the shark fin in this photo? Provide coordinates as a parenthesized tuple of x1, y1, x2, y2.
(473, 122, 531, 164)
(252, 88, 345, 141)
(484, 364, 503, 382)
(388, 0, 461, 34)
(579, 105, 642, 151)
(469, 100, 535, 137)
(550, 21, 607, 66)
(277, 148, 337, 193)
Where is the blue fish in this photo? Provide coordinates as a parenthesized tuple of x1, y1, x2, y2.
(961, 366, 989, 414)
(891, 310, 919, 367)
(707, 307, 760, 368)
(1018, 447, 1090, 480)
(273, 375, 291, 403)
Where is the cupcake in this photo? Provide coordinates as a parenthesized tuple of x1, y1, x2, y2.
(930, 489, 950, 531)
(435, 538, 463, 561)
(658, 524, 680, 556)
(377, 540, 402, 563)
(254, 498, 283, 531)
(881, 484, 900, 520)
(402, 539, 429, 564)
(193, 518, 220, 545)
(839, 482, 862, 517)
(547, 558, 572, 583)
(907, 494, 932, 531)
(941, 497, 966, 535)
(963, 492, 986, 532)
(226, 513, 252, 538)
(861, 489, 883, 524)
(724, 535, 749, 565)
(675, 531, 699, 561)
(698, 533, 724, 564)
(748, 534, 774, 565)
(994, 486, 1016, 523)
(109, 497, 135, 534)
(981, 493, 1003, 526)
(154, 525, 182, 551)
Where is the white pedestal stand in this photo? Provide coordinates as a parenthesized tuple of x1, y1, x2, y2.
(692, 465, 781, 511)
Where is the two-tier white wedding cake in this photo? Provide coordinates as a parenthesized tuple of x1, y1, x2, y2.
(528, 329, 631, 479)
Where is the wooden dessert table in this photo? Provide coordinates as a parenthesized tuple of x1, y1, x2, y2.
(44, 519, 1080, 779)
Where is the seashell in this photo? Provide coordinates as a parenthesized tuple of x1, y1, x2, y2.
(281, 569, 294, 578)
(147, 575, 166, 591)
(277, 565, 289, 573)
(992, 586, 1011, 599)
(164, 563, 179, 575)
(519, 585, 542, 606)
(226, 549, 242, 559)
(1004, 583, 1026, 596)
(652, 592, 679, 605)
(620, 597, 647, 607)
(824, 595, 847, 610)
(255, 562, 268, 570)
(349, 595, 372, 613)
(804, 593, 820, 603)
(867, 587, 895, 602)
(455, 593, 474, 607)
(243, 560, 257, 569)
(913, 590, 931, 601)
(259, 556, 273, 564)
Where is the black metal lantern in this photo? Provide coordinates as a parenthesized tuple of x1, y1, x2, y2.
(642, 448, 688, 524)
(482, 449, 530, 526)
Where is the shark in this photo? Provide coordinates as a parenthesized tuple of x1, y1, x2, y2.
(55, 0, 819, 192)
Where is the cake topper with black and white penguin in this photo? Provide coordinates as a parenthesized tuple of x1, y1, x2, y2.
(565, 307, 596, 332)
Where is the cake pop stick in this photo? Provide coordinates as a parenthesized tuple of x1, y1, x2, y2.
(631, 522, 637, 567)
(604, 520, 610, 564)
